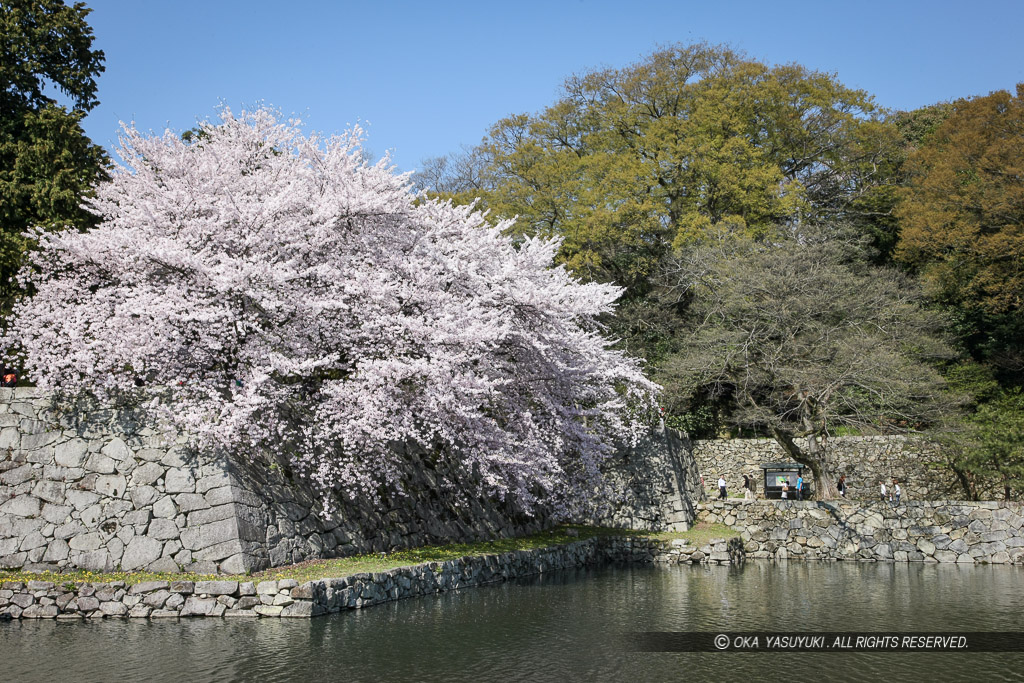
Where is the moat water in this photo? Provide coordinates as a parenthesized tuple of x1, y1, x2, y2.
(2, 561, 1023, 682)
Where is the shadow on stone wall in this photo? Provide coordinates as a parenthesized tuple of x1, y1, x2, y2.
(2, 390, 704, 574)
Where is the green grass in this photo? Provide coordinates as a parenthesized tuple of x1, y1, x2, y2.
(0, 523, 740, 587)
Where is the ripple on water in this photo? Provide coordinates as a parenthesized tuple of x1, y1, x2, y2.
(2, 562, 1022, 682)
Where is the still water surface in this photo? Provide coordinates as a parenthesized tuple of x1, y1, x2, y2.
(2, 561, 1023, 682)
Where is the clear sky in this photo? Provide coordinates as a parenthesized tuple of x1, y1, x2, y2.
(79, 0, 1024, 173)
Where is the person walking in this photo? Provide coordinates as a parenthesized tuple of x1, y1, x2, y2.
(837, 475, 847, 498)
(781, 478, 789, 500)
(880, 480, 887, 503)
(743, 474, 753, 500)
(893, 479, 901, 506)
(718, 475, 727, 499)
(796, 473, 804, 501)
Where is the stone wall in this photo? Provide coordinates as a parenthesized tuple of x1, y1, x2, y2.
(0, 389, 555, 575)
(0, 534, 742, 620)
(589, 427, 701, 531)
(0, 389, 699, 574)
(692, 436, 958, 501)
(697, 499, 1024, 564)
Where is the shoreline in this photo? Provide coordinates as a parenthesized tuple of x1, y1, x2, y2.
(0, 533, 743, 621)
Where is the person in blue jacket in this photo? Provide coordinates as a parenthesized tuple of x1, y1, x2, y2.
(796, 474, 804, 501)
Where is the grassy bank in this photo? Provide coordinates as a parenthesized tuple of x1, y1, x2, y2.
(0, 523, 737, 587)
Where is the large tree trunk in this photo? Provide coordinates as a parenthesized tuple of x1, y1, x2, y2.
(769, 427, 839, 500)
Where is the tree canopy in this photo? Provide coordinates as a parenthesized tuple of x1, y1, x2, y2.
(420, 43, 896, 295)
(897, 84, 1024, 316)
(3, 108, 658, 515)
(0, 0, 107, 304)
(655, 225, 959, 497)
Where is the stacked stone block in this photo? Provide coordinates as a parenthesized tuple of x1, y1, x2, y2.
(697, 499, 1024, 564)
(1, 389, 699, 574)
(0, 535, 741, 620)
(692, 436, 958, 501)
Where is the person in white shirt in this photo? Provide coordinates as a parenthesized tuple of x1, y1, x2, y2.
(893, 479, 901, 506)
(880, 481, 887, 503)
(718, 475, 727, 499)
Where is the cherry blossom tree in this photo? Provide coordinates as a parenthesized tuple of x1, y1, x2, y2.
(4, 107, 658, 515)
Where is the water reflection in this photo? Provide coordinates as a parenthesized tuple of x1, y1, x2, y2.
(2, 562, 1022, 682)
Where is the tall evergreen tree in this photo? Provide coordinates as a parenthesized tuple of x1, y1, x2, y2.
(0, 0, 108, 305)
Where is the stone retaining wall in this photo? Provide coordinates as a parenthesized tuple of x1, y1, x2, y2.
(697, 500, 1024, 564)
(0, 535, 742, 620)
(0, 389, 548, 575)
(693, 436, 958, 501)
(590, 427, 701, 531)
(1, 389, 699, 574)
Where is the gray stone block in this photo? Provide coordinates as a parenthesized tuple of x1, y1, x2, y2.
(101, 438, 132, 462)
(41, 539, 69, 562)
(281, 601, 313, 617)
(194, 539, 244, 563)
(19, 531, 48, 552)
(204, 486, 235, 507)
(65, 489, 100, 510)
(196, 518, 240, 549)
(164, 468, 196, 494)
(173, 493, 206, 513)
(76, 596, 99, 613)
(68, 533, 103, 551)
(0, 427, 21, 450)
(84, 453, 116, 475)
(121, 537, 163, 571)
(0, 464, 34, 486)
(99, 601, 128, 616)
(148, 518, 180, 540)
(54, 439, 89, 468)
(0, 494, 42, 517)
(187, 504, 236, 527)
(130, 462, 164, 487)
(185, 560, 218, 574)
(254, 604, 283, 617)
(22, 604, 59, 618)
(75, 549, 113, 572)
(31, 480, 64, 505)
(143, 589, 171, 608)
(94, 474, 127, 498)
(130, 485, 159, 509)
(21, 430, 60, 451)
(194, 580, 238, 596)
(146, 556, 180, 573)
(219, 553, 250, 575)
(128, 581, 169, 594)
(53, 520, 85, 540)
(196, 471, 230, 494)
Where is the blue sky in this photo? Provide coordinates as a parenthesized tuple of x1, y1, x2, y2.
(80, 0, 1024, 173)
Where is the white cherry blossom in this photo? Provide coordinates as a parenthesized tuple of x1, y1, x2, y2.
(6, 107, 658, 515)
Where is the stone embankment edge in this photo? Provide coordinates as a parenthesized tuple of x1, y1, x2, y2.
(697, 500, 1024, 564)
(0, 535, 744, 621)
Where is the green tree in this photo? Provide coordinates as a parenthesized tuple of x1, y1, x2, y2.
(895, 85, 1024, 375)
(938, 389, 1024, 501)
(657, 225, 961, 498)
(0, 0, 107, 303)
(422, 44, 894, 296)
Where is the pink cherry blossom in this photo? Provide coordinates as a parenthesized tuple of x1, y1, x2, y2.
(5, 107, 659, 516)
